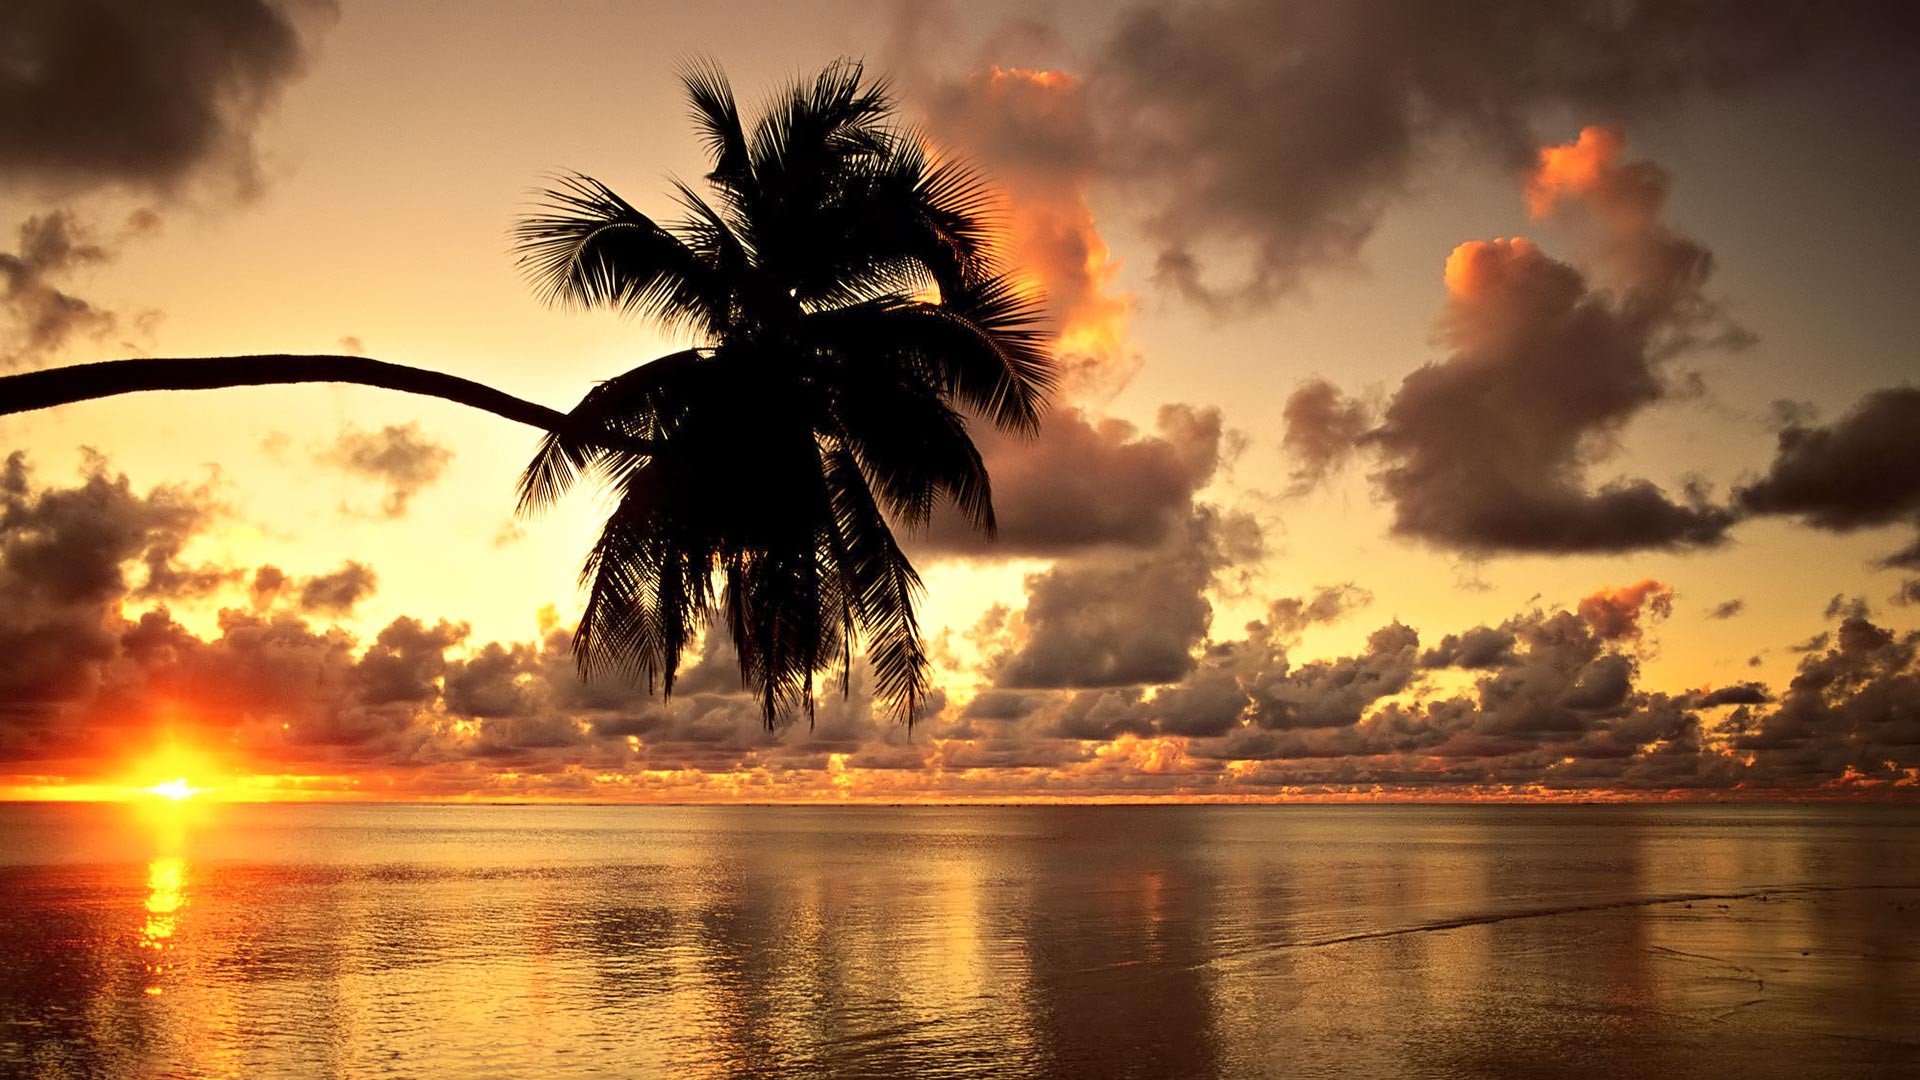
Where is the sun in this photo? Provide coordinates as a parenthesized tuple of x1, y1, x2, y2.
(143, 778, 202, 801)
(126, 741, 224, 802)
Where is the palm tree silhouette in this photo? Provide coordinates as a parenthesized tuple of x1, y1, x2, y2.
(0, 59, 1055, 727)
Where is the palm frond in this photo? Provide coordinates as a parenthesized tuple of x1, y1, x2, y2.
(823, 446, 928, 725)
(515, 348, 706, 514)
(802, 290, 1055, 434)
(513, 174, 726, 335)
(678, 56, 751, 191)
(826, 376, 995, 534)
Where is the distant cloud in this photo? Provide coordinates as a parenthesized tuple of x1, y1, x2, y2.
(990, 506, 1256, 689)
(1360, 130, 1740, 554)
(0, 211, 124, 369)
(0, 0, 336, 199)
(1696, 683, 1770, 708)
(5, 456, 1916, 799)
(1265, 584, 1371, 639)
(1707, 599, 1746, 620)
(317, 423, 453, 519)
(1824, 594, 1872, 622)
(296, 560, 377, 616)
(1280, 379, 1371, 494)
(1056, 0, 1914, 307)
(1577, 579, 1674, 641)
(1737, 387, 1920, 565)
(916, 404, 1226, 558)
(0, 451, 223, 718)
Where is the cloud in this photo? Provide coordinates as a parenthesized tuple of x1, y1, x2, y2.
(1280, 378, 1371, 493)
(1362, 130, 1740, 554)
(1726, 616, 1920, 787)
(1085, 0, 1917, 307)
(1707, 599, 1745, 620)
(1265, 584, 1371, 639)
(0, 211, 126, 368)
(1736, 388, 1920, 563)
(899, 35, 1138, 399)
(989, 505, 1257, 689)
(1824, 594, 1871, 622)
(916, 404, 1224, 558)
(296, 560, 376, 616)
(5, 457, 1915, 800)
(1695, 683, 1769, 708)
(317, 423, 453, 518)
(1576, 579, 1674, 641)
(0, 451, 223, 725)
(1420, 625, 1519, 670)
(0, 0, 335, 198)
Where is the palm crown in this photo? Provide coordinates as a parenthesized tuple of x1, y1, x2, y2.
(511, 59, 1055, 727)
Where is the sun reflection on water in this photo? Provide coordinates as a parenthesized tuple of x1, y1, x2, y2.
(133, 787, 207, 998)
(140, 854, 187, 995)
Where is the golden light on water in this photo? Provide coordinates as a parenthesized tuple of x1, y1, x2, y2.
(143, 857, 186, 941)
(141, 855, 188, 996)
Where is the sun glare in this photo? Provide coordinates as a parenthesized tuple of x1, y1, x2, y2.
(125, 742, 225, 803)
(143, 778, 201, 801)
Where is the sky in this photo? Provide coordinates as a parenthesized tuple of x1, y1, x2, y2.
(2, 0, 1919, 801)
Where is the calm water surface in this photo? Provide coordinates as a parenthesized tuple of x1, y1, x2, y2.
(0, 803, 1916, 1078)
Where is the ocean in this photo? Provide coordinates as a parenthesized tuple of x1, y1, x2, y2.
(1, 803, 1915, 1078)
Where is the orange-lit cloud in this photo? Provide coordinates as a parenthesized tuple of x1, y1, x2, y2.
(1577, 579, 1676, 641)
(1441, 237, 1543, 299)
(1309, 130, 1741, 554)
(1526, 126, 1626, 217)
(919, 66, 1136, 400)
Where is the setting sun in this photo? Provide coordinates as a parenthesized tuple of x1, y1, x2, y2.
(143, 779, 200, 801)
(124, 744, 225, 803)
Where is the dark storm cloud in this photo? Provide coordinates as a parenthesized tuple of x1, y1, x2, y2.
(917, 405, 1223, 557)
(0, 0, 335, 198)
(1280, 379, 1371, 494)
(317, 423, 454, 519)
(1086, 0, 1919, 307)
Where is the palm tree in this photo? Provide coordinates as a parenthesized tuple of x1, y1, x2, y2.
(0, 59, 1055, 727)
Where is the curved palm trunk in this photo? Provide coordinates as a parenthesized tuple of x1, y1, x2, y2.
(0, 355, 569, 430)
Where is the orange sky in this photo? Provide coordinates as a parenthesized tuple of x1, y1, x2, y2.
(2, 1, 1919, 802)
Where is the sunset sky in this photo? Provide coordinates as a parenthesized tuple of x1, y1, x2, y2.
(3, 0, 1918, 801)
